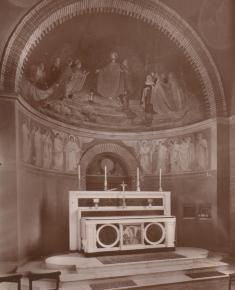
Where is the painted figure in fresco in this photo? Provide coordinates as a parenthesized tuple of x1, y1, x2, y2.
(138, 140, 153, 174)
(34, 62, 48, 89)
(20, 77, 53, 102)
(169, 139, 181, 173)
(97, 51, 125, 102)
(168, 72, 186, 111)
(123, 226, 141, 245)
(65, 58, 89, 98)
(119, 59, 133, 104)
(151, 73, 176, 116)
(48, 57, 62, 86)
(155, 140, 169, 174)
(195, 133, 209, 170)
(51, 58, 74, 100)
(42, 129, 53, 169)
(141, 74, 155, 113)
(187, 136, 196, 170)
(33, 125, 42, 167)
(178, 137, 192, 171)
(65, 135, 81, 171)
(53, 132, 64, 170)
(22, 118, 32, 163)
(50, 100, 72, 115)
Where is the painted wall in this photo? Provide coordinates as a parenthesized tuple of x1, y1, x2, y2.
(0, 98, 18, 261)
(0, 97, 228, 261)
(0, 0, 234, 111)
(18, 166, 77, 258)
(12, 103, 226, 259)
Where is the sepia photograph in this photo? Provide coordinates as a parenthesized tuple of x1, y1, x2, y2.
(0, 0, 235, 289)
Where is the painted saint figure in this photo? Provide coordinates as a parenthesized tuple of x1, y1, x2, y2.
(65, 135, 81, 171)
(49, 57, 62, 84)
(53, 133, 64, 170)
(33, 126, 42, 167)
(195, 133, 209, 170)
(123, 226, 141, 245)
(154, 140, 169, 174)
(141, 75, 154, 113)
(168, 72, 186, 111)
(169, 139, 181, 173)
(65, 58, 88, 98)
(138, 140, 153, 174)
(97, 51, 125, 102)
(178, 137, 191, 171)
(42, 129, 53, 169)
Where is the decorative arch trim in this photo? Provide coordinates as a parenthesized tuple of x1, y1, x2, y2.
(80, 142, 138, 175)
(0, 0, 226, 117)
(80, 142, 138, 189)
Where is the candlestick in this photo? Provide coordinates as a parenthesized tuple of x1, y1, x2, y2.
(78, 165, 81, 190)
(121, 180, 127, 192)
(104, 165, 107, 190)
(159, 168, 162, 191)
(137, 167, 140, 191)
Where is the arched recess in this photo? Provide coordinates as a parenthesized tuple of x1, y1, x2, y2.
(80, 143, 139, 189)
(0, 0, 226, 118)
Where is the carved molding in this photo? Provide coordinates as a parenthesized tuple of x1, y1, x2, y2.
(0, 0, 226, 118)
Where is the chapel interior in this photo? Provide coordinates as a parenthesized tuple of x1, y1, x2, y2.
(0, 0, 235, 289)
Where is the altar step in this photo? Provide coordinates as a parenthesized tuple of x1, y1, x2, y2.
(17, 248, 232, 290)
(19, 268, 230, 290)
(45, 247, 228, 282)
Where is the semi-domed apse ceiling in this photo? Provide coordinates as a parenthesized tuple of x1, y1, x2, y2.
(19, 11, 206, 132)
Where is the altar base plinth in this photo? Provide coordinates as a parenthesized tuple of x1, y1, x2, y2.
(16, 247, 231, 290)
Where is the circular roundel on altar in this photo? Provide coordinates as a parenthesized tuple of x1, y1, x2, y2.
(97, 224, 120, 248)
(144, 223, 166, 245)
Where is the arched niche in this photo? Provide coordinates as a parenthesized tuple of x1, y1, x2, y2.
(80, 142, 139, 190)
(0, 0, 226, 120)
(86, 152, 131, 191)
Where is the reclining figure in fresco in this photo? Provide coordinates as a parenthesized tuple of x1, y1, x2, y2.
(20, 57, 89, 102)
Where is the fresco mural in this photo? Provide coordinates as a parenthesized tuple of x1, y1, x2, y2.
(124, 130, 210, 175)
(19, 14, 205, 131)
(21, 115, 86, 172)
(21, 113, 210, 175)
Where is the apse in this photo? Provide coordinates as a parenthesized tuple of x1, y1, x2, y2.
(19, 13, 205, 132)
(0, 0, 230, 264)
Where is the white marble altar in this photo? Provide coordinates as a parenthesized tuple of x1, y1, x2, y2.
(69, 191, 175, 253)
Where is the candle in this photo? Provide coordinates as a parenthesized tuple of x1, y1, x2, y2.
(104, 165, 107, 190)
(159, 168, 162, 191)
(78, 165, 81, 190)
(137, 167, 140, 191)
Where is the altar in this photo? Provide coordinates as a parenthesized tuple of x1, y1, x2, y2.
(69, 190, 176, 254)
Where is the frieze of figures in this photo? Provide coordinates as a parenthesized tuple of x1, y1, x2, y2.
(124, 132, 210, 174)
(21, 116, 210, 175)
(21, 117, 86, 172)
